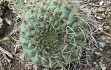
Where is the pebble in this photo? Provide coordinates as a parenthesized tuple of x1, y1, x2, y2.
(98, 42, 105, 48)
(99, 1, 104, 6)
(97, 7, 105, 13)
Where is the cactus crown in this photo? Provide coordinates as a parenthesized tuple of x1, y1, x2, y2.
(20, 0, 89, 68)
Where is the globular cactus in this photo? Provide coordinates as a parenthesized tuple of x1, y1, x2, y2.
(13, 0, 26, 10)
(20, 0, 89, 68)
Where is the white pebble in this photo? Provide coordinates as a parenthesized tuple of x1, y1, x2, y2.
(99, 1, 104, 6)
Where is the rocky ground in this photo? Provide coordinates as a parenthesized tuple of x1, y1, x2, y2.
(0, 0, 111, 70)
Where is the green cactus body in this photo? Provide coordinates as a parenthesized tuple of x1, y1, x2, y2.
(13, 0, 25, 9)
(20, 0, 89, 68)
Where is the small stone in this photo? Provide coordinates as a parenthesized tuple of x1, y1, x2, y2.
(97, 7, 105, 13)
(100, 36, 106, 42)
(98, 42, 105, 48)
(101, 64, 106, 70)
(95, 52, 101, 55)
(101, 13, 106, 19)
(106, 40, 109, 43)
(99, 1, 104, 6)
(104, 26, 110, 30)
(5, 18, 12, 25)
(96, 16, 103, 20)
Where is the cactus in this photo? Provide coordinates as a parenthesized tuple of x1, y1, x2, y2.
(13, 0, 26, 10)
(20, 0, 89, 68)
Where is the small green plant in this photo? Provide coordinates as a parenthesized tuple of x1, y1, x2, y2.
(20, 0, 89, 68)
(0, 37, 9, 42)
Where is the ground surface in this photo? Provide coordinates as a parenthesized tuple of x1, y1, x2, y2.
(0, 0, 111, 70)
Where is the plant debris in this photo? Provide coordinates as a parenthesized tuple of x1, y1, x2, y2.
(0, 1, 15, 39)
